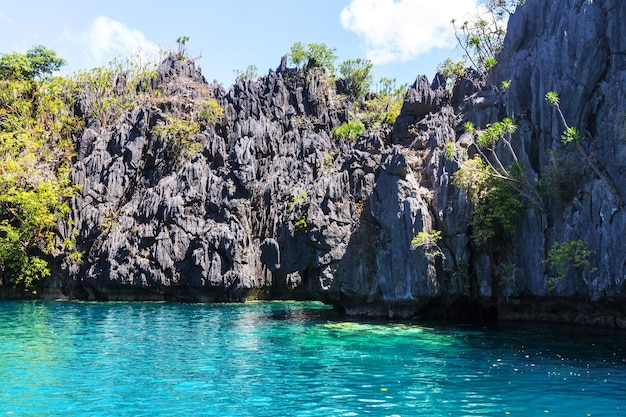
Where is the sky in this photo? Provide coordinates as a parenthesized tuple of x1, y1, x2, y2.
(0, 0, 485, 87)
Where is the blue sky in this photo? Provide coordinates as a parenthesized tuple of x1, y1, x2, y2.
(0, 0, 483, 87)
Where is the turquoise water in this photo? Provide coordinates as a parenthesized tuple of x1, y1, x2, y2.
(1, 301, 625, 416)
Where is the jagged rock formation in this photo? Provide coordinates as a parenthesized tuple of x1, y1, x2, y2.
(41, 0, 626, 326)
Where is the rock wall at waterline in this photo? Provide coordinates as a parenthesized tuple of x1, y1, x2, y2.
(42, 0, 626, 325)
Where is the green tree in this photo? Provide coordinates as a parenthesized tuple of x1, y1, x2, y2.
(451, 0, 524, 83)
(545, 91, 622, 205)
(448, 118, 539, 248)
(176, 36, 190, 58)
(344, 78, 407, 131)
(450, 119, 542, 208)
(26, 45, 66, 79)
(452, 156, 524, 248)
(288, 42, 337, 75)
(437, 58, 466, 88)
(0, 73, 78, 292)
(339, 58, 373, 99)
(0, 52, 32, 80)
(0, 45, 66, 80)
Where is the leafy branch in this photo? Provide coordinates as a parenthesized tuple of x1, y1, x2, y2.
(411, 230, 446, 260)
(449, 118, 542, 208)
(449, 0, 524, 87)
(545, 91, 622, 206)
(542, 239, 594, 291)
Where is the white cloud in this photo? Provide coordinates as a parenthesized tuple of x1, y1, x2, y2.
(340, 0, 480, 65)
(72, 16, 160, 67)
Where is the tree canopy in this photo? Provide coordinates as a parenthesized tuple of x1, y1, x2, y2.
(0, 45, 66, 81)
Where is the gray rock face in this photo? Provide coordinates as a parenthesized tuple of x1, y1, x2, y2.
(45, 0, 626, 326)
(489, 0, 626, 325)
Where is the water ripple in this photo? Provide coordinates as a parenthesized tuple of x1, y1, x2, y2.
(1, 301, 626, 416)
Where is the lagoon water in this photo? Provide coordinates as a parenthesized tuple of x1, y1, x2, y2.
(1, 301, 625, 416)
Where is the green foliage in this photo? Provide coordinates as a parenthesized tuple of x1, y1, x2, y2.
(0, 53, 33, 81)
(476, 117, 517, 148)
(0, 45, 66, 81)
(453, 116, 539, 247)
(545, 91, 559, 106)
(545, 91, 622, 204)
(453, 160, 524, 247)
(318, 151, 336, 174)
(176, 36, 190, 59)
(197, 99, 225, 125)
(288, 191, 308, 233)
(411, 230, 445, 259)
(444, 140, 457, 160)
(543, 239, 594, 290)
(293, 213, 308, 232)
(0, 69, 78, 291)
(463, 120, 476, 133)
(288, 42, 337, 75)
(234, 65, 259, 81)
(470, 177, 523, 247)
(437, 58, 466, 88)
(99, 210, 119, 233)
(451, 0, 524, 83)
(153, 115, 202, 164)
(339, 58, 373, 99)
(69, 250, 83, 265)
(344, 78, 407, 132)
(288, 42, 307, 68)
(332, 120, 365, 142)
(354, 79, 407, 129)
(288, 191, 308, 211)
(26, 46, 66, 79)
(561, 126, 582, 144)
(545, 91, 582, 146)
(73, 54, 159, 128)
(455, 117, 542, 209)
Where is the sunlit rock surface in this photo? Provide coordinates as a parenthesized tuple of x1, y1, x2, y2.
(42, 0, 626, 326)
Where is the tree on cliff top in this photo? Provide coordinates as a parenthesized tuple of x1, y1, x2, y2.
(288, 42, 338, 75)
(445, 0, 525, 86)
(0, 45, 66, 81)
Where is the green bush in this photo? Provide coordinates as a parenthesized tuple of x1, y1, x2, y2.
(198, 99, 225, 125)
(288, 191, 308, 233)
(73, 54, 158, 128)
(352, 81, 407, 129)
(153, 115, 202, 164)
(332, 120, 365, 142)
(437, 58, 466, 88)
(543, 239, 594, 290)
(452, 156, 524, 247)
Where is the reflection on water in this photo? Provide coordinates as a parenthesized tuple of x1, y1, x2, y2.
(0, 300, 625, 416)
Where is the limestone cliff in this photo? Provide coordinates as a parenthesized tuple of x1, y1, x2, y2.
(37, 0, 626, 326)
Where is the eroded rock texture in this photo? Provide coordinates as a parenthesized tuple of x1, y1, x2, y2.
(44, 0, 626, 326)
